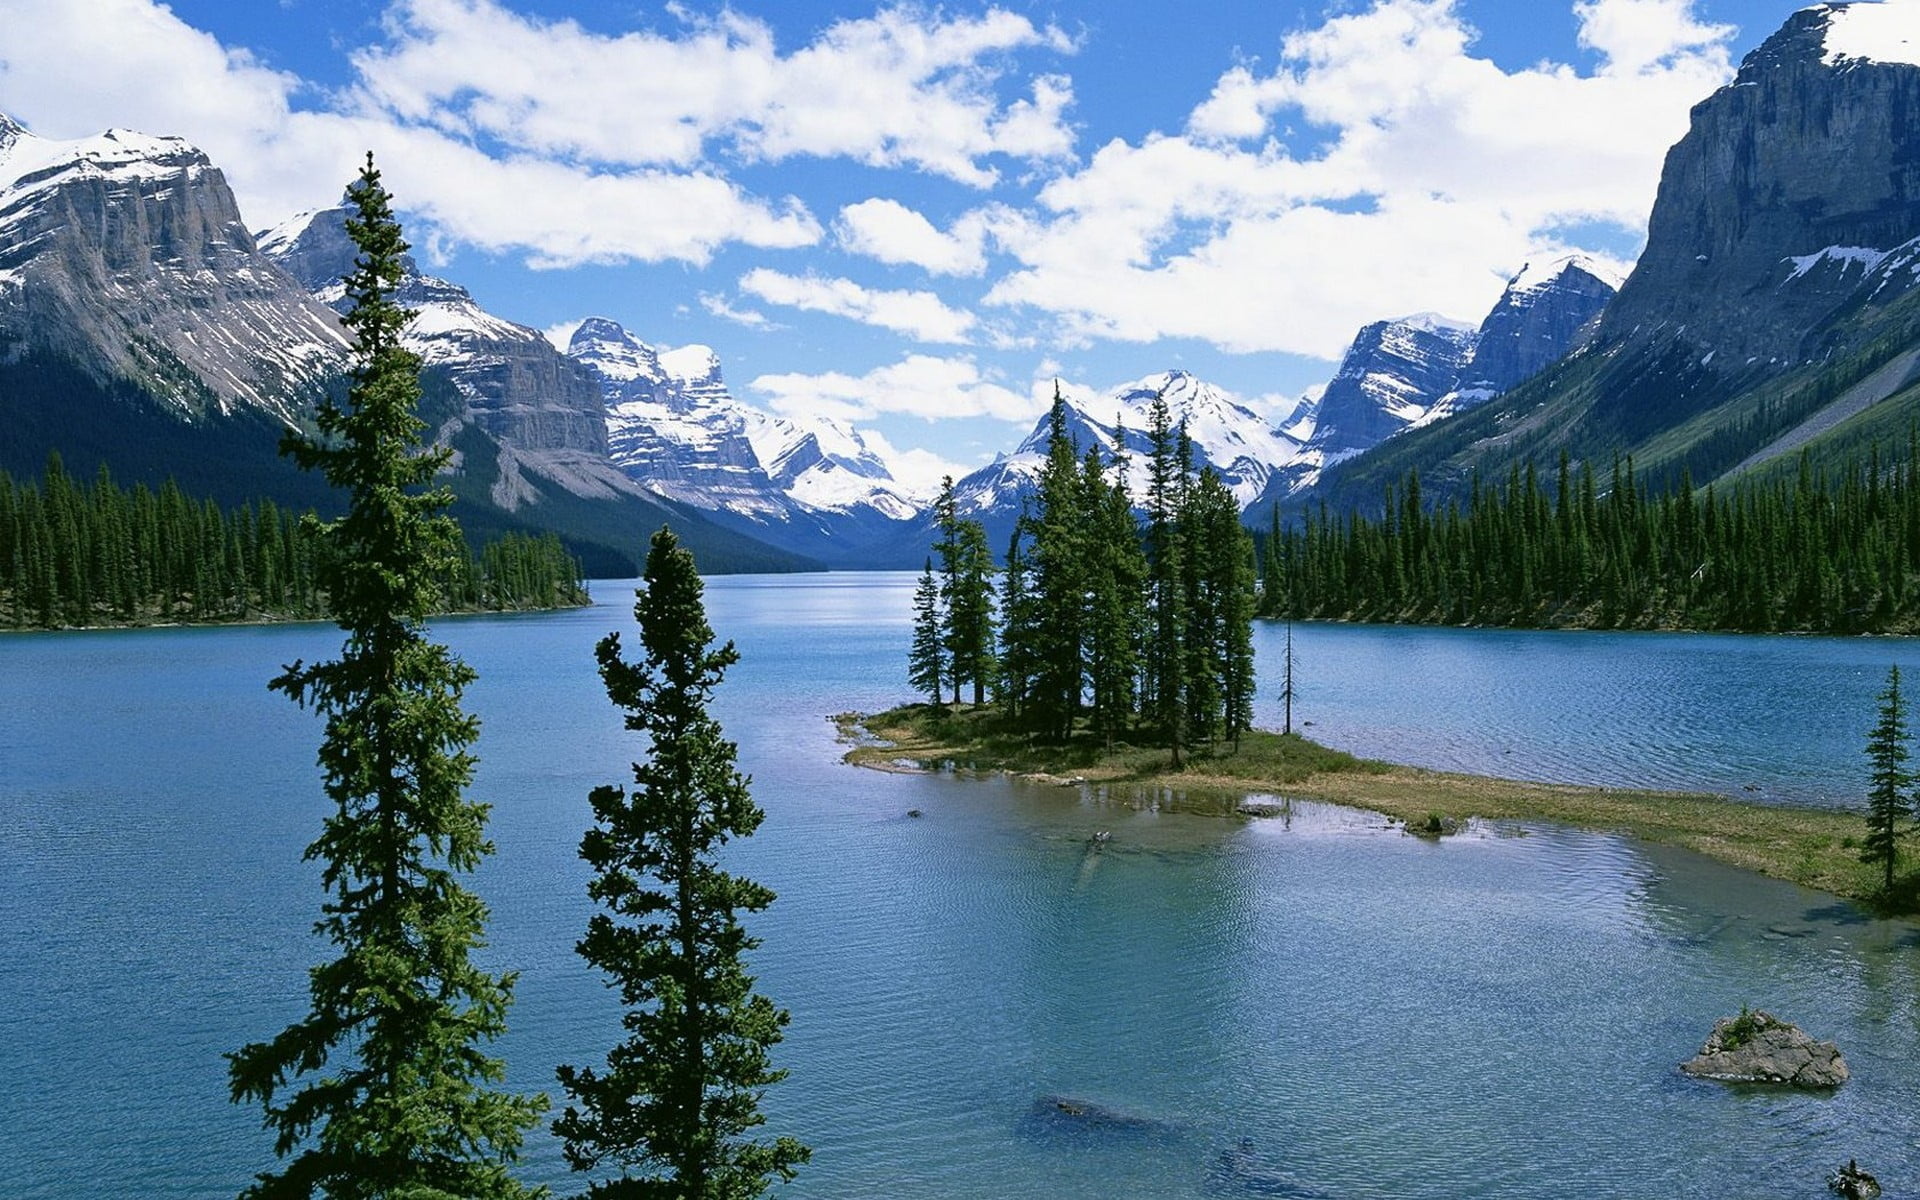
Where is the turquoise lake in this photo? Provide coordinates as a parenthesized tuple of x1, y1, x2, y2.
(2, 572, 1917, 1197)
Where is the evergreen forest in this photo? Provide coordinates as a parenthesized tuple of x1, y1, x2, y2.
(1262, 448, 1920, 634)
(0, 454, 587, 629)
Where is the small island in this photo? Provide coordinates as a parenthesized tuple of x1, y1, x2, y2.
(840, 702, 1886, 906)
(1679, 1008, 1849, 1088)
(879, 388, 1911, 913)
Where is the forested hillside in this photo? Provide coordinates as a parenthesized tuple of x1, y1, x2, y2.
(0, 457, 586, 628)
(1263, 443, 1920, 634)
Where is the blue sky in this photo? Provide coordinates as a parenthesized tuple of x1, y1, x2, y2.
(0, 0, 1813, 485)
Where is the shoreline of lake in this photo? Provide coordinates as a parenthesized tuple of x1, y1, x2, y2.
(839, 703, 1888, 907)
(0, 595, 592, 635)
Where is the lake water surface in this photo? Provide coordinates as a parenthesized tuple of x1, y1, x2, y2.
(2, 573, 1917, 1197)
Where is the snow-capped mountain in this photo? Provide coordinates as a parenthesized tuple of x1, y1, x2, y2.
(261, 207, 608, 457)
(0, 115, 815, 574)
(1304, 313, 1480, 461)
(934, 370, 1303, 552)
(745, 409, 920, 521)
(0, 113, 345, 421)
(566, 318, 923, 566)
(936, 261, 1615, 548)
(1249, 257, 1622, 507)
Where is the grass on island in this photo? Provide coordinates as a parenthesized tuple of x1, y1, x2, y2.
(839, 702, 1896, 909)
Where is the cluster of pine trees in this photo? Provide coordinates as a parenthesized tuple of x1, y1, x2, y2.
(227, 157, 802, 1198)
(0, 456, 586, 628)
(1262, 449, 1920, 634)
(914, 389, 1258, 762)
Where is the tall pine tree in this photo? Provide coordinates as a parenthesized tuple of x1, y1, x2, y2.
(909, 557, 948, 705)
(934, 476, 998, 707)
(1863, 664, 1915, 893)
(1026, 386, 1089, 741)
(1143, 392, 1187, 765)
(555, 526, 808, 1197)
(227, 155, 544, 1199)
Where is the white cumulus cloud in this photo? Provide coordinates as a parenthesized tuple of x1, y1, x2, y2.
(748, 354, 1042, 425)
(0, 0, 1078, 265)
(834, 197, 1000, 276)
(990, 0, 1740, 360)
(349, 0, 1079, 186)
(857, 428, 976, 494)
(740, 269, 978, 343)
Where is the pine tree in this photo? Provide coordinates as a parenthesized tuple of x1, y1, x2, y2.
(1179, 461, 1228, 746)
(932, 478, 964, 706)
(1084, 436, 1147, 750)
(1026, 386, 1089, 741)
(995, 511, 1039, 721)
(948, 517, 998, 705)
(1143, 395, 1187, 765)
(1279, 620, 1298, 736)
(1212, 473, 1258, 748)
(1862, 664, 1915, 894)
(909, 557, 948, 705)
(227, 155, 544, 1198)
(933, 477, 997, 707)
(556, 526, 808, 1198)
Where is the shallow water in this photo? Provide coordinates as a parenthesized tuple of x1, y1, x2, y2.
(1, 574, 1916, 1197)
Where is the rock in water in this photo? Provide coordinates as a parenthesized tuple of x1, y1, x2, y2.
(1827, 1159, 1880, 1200)
(1680, 1010, 1848, 1088)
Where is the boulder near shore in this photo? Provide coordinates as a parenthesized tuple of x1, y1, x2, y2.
(1680, 1010, 1848, 1088)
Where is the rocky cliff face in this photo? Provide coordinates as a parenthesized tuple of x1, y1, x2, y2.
(259, 207, 607, 458)
(1305, 315, 1478, 460)
(1604, 3, 1920, 373)
(1458, 257, 1620, 395)
(0, 116, 345, 421)
(1305, 2, 1920, 514)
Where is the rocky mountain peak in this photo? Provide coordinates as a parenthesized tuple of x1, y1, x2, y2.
(256, 205, 609, 463)
(256, 205, 421, 297)
(1307, 315, 1478, 458)
(567, 316, 664, 383)
(568, 315, 636, 351)
(1602, 0, 1920, 375)
(1454, 256, 1618, 397)
(0, 119, 344, 420)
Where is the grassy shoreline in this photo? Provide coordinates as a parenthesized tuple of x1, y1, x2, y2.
(838, 703, 1890, 907)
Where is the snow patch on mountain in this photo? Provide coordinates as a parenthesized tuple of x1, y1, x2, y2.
(1507, 253, 1626, 294)
(659, 344, 723, 386)
(1823, 0, 1920, 67)
(0, 126, 198, 195)
(1783, 244, 1890, 282)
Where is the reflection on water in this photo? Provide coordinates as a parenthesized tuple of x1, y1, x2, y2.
(0, 573, 1916, 1198)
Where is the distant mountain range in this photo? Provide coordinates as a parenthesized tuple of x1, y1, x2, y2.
(1, 1, 1915, 570)
(0, 110, 1616, 572)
